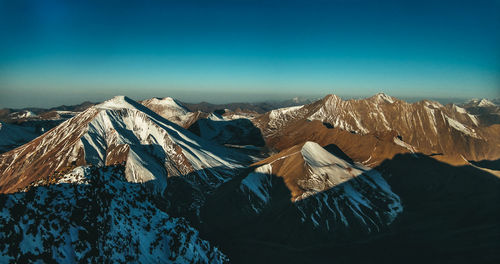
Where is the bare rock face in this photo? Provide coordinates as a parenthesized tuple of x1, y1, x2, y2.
(254, 93, 500, 165)
(0, 165, 228, 263)
(0, 96, 251, 194)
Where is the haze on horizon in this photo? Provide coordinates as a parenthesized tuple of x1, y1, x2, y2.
(1, 0, 499, 108)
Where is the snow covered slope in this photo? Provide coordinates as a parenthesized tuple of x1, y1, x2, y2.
(0, 165, 228, 263)
(0, 96, 251, 194)
(239, 141, 402, 233)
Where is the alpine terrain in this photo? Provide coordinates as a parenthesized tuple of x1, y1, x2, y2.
(1, 93, 499, 263)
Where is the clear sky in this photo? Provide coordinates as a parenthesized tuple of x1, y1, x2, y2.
(1, 0, 499, 108)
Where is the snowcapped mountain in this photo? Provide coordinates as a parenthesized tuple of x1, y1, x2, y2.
(461, 98, 500, 126)
(0, 96, 252, 194)
(1, 93, 499, 263)
(0, 165, 228, 263)
(254, 93, 500, 164)
(478, 99, 496, 107)
(238, 141, 402, 233)
(465, 98, 497, 107)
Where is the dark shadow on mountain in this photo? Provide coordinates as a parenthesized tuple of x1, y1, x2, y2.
(188, 118, 265, 147)
(3, 146, 499, 263)
(198, 166, 302, 263)
(358, 153, 500, 264)
(0, 164, 227, 263)
(323, 143, 354, 164)
(197, 161, 406, 263)
(197, 164, 397, 263)
(322, 122, 334, 129)
(213, 109, 226, 116)
(157, 165, 244, 226)
(470, 158, 500, 170)
(197, 153, 500, 264)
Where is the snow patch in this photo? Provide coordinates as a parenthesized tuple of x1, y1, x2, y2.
(393, 137, 417, 153)
(446, 116, 478, 138)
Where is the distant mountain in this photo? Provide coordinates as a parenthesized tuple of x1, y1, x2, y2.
(182, 97, 314, 114)
(254, 93, 500, 165)
(461, 98, 500, 126)
(48, 101, 96, 112)
(0, 101, 96, 123)
(0, 101, 97, 153)
(464, 98, 497, 107)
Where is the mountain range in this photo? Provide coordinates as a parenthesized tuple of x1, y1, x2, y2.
(0, 93, 499, 263)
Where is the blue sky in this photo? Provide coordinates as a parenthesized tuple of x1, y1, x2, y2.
(0, 0, 499, 108)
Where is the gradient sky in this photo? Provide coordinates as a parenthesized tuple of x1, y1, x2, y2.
(1, 0, 499, 108)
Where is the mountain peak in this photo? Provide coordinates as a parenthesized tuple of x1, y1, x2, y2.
(98, 95, 137, 110)
(321, 94, 343, 107)
(323, 94, 342, 102)
(371, 92, 395, 103)
(478, 98, 495, 107)
(140, 97, 193, 126)
(146, 97, 189, 111)
(150, 96, 176, 104)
